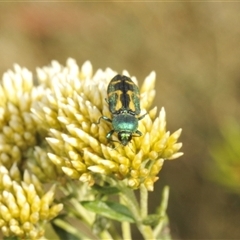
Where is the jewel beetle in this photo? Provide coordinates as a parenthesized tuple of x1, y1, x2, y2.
(99, 74, 147, 146)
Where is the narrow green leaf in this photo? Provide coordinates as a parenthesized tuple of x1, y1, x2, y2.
(81, 200, 135, 223)
(92, 184, 120, 195)
(52, 221, 81, 240)
(4, 237, 19, 240)
(51, 217, 86, 240)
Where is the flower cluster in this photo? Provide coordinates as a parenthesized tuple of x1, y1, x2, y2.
(0, 64, 64, 238)
(0, 164, 63, 239)
(0, 58, 183, 239)
(31, 59, 183, 191)
(0, 64, 61, 182)
(0, 65, 37, 169)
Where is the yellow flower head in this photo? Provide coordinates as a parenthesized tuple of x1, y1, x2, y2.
(0, 164, 63, 239)
(31, 59, 183, 191)
(0, 65, 37, 169)
(0, 64, 64, 182)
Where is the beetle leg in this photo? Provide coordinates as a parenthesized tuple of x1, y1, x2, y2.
(138, 112, 147, 121)
(134, 130, 142, 137)
(96, 115, 112, 124)
(106, 129, 115, 140)
(101, 116, 112, 123)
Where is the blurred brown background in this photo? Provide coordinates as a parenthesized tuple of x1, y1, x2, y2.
(1, 2, 240, 239)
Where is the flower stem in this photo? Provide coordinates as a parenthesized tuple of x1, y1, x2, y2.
(140, 184, 148, 218)
(99, 230, 114, 240)
(102, 176, 155, 239)
(118, 182, 155, 240)
(120, 194, 132, 240)
(121, 221, 132, 240)
(153, 185, 170, 238)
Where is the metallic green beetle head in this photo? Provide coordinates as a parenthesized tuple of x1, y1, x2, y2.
(117, 131, 132, 146)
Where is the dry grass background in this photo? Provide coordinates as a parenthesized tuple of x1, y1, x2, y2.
(1, 2, 240, 239)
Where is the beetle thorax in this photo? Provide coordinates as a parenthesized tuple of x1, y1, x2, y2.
(112, 113, 138, 132)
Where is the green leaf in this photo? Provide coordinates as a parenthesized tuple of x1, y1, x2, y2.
(92, 184, 120, 195)
(4, 237, 19, 240)
(52, 221, 81, 240)
(81, 200, 135, 223)
(51, 217, 86, 240)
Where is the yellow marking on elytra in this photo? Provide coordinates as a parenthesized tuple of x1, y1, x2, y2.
(108, 90, 122, 96)
(128, 99, 136, 112)
(127, 90, 139, 112)
(125, 80, 135, 85)
(115, 97, 123, 111)
(111, 79, 122, 85)
(108, 90, 123, 111)
(111, 78, 135, 87)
